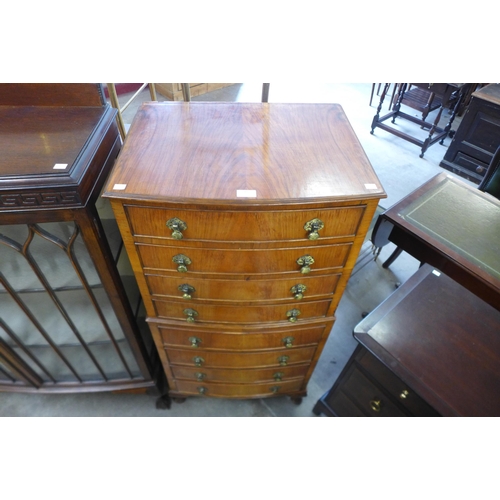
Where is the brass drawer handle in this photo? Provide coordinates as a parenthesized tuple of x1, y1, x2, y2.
(172, 254, 192, 273)
(184, 308, 198, 323)
(290, 284, 307, 300)
(193, 356, 204, 367)
(282, 336, 295, 348)
(195, 372, 206, 381)
(296, 255, 315, 274)
(370, 398, 382, 412)
(270, 386, 281, 393)
(286, 309, 301, 323)
(198, 386, 207, 395)
(188, 336, 201, 347)
(273, 372, 284, 381)
(304, 218, 324, 240)
(400, 389, 409, 399)
(178, 284, 195, 299)
(166, 217, 187, 239)
(278, 355, 289, 366)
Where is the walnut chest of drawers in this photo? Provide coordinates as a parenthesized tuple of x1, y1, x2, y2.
(103, 102, 386, 403)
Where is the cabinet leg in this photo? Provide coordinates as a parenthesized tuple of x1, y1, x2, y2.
(312, 403, 322, 416)
(155, 394, 172, 410)
(172, 397, 187, 404)
(290, 396, 303, 405)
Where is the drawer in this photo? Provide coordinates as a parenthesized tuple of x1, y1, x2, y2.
(166, 346, 317, 368)
(174, 378, 304, 398)
(356, 350, 439, 417)
(172, 364, 310, 384)
(125, 205, 365, 242)
(157, 322, 326, 350)
(137, 242, 351, 275)
(332, 364, 407, 417)
(145, 272, 341, 303)
(153, 298, 331, 324)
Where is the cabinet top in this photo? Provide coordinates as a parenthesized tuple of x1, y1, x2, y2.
(473, 83, 500, 105)
(0, 105, 118, 211)
(103, 102, 385, 205)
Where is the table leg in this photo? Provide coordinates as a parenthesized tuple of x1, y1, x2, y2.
(370, 83, 391, 134)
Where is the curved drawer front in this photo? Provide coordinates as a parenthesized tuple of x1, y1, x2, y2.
(126, 205, 365, 242)
(153, 298, 331, 324)
(145, 273, 341, 302)
(158, 323, 326, 350)
(175, 379, 304, 398)
(171, 364, 310, 384)
(137, 243, 351, 275)
(166, 346, 317, 368)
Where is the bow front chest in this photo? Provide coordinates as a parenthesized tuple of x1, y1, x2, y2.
(103, 102, 385, 403)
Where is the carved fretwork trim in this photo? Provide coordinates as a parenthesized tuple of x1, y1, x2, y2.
(0, 192, 81, 208)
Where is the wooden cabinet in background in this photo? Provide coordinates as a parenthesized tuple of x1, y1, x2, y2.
(103, 102, 386, 404)
(0, 84, 159, 394)
(440, 83, 500, 183)
(155, 83, 234, 100)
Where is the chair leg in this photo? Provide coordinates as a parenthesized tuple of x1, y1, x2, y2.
(382, 247, 403, 268)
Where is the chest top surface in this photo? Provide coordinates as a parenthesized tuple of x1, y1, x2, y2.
(103, 102, 385, 205)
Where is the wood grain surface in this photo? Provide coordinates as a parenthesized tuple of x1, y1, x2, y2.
(104, 102, 385, 204)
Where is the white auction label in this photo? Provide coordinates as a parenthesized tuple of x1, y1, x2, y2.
(432, 270, 441, 276)
(53, 164, 68, 170)
(236, 190, 257, 197)
(113, 184, 127, 190)
(364, 183, 378, 190)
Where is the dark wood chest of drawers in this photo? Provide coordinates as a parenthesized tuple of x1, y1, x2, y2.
(440, 84, 500, 183)
(314, 265, 500, 417)
(103, 102, 386, 403)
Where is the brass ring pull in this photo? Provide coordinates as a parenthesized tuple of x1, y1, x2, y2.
(178, 284, 195, 299)
(172, 254, 192, 273)
(188, 336, 201, 347)
(198, 387, 207, 395)
(399, 389, 409, 399)
(296, 255, 315, 274)
(166, 217, 187, 239)
(370, 398, 382, 412)
(278, 355, 289, 366)
(184, 308, 198, 323)
(282, 336, 295, 348)
(290, 284, 307, 300)
(195, 372, 206, 381)
(273, 372, 284, 381)
(304, 218, 324, 240)
(270, 386, 281, 393)
(286, 309, 301, 323)
(193, 356, 204, 367)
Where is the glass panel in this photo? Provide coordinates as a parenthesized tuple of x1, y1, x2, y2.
(0, 220, 143, 385)
(398, 179, 500, 280)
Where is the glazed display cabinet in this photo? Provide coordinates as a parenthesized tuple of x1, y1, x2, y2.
(0, 84, 159, 394)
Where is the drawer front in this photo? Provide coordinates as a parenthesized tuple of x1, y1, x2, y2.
(172, 364, 310, 384)
(125, 205, 365, 242)
(137, 243, 351, 275)
(158, 323, 326, 350)
(333, 364, 407, 417)
(145, 272, 341, 302)
(357, 350, 439, 416)
(153, 298, 331, 324)
(166, 346, 317, 368)
(175, 379, 304, 398)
